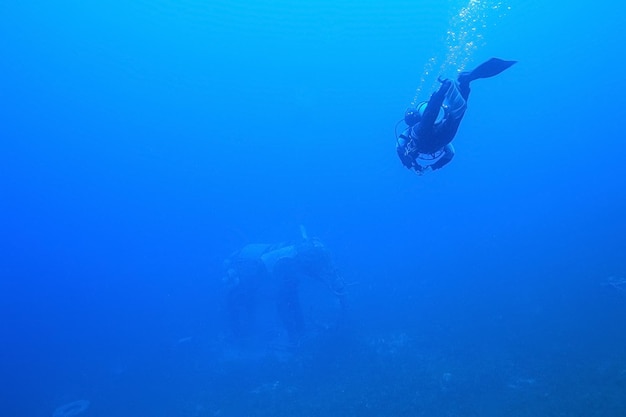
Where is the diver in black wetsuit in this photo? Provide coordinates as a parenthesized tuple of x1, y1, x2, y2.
(397, 58, 517, 174)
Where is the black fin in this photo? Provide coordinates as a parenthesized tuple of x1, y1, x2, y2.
(460, 58, 517, 83)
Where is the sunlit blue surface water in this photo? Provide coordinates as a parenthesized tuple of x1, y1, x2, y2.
(2, 0, 626, 416)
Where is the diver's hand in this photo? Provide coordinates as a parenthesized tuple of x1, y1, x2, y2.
(415, 165, 432, 176)
(398, 146, 414, 169)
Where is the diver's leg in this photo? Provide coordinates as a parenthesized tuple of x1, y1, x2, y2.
(417, 79, 451, 137)
(429, 81, 466, 149)
(457, 78, 471, 101)
(431, 116, 462, 150)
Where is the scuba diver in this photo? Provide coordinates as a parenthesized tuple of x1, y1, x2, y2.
(222, 228, 347, 345)
(396, 57, 517, 174)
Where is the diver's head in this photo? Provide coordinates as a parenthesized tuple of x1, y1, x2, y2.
(404, 107, 421, 126)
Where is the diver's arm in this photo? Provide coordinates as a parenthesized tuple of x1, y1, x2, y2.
(397, 145, 414, 169)
(396, 134, 415, 169)
(430, 144, 455, 170)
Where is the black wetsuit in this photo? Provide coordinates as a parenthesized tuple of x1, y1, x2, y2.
(397, 57, 516, 173)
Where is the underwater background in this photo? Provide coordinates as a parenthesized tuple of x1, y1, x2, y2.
(2, 0, 626, 416)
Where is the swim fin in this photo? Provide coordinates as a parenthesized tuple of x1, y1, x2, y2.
(459, 58, 517, 83)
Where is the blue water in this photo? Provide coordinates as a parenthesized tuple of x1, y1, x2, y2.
(2, 0, 626, 416)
